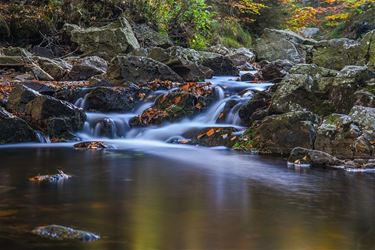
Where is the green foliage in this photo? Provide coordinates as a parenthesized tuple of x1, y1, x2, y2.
(214, 20, 252, 48)
(134, 0, 215, 48)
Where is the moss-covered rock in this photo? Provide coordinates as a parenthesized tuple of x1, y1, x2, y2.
(240, 111, 320, 155)
(312, 38, 361, 70)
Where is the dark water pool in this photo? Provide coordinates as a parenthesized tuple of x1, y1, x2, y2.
(0, 145, 375, 250)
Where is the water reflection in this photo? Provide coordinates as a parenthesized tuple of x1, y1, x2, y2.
(0, 147, 375, 249)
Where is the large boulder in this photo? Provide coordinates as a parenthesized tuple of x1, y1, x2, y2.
(65, 56, 108, 81)
(359, 30, 375, 70)
(200, 53, 238, 76)
(7, 84, 40, 114)
(238, 91, 271, 125)
(312, 38, 361, 70)
(27, 96, 85, 140)
(0, 107, 38, 144)
(349, 106, 375, 135)
(315, 114, 362, 159)
(65, 17, 140, 60)
(270, 64, 372, 115)
(255, 29, 316, 63)
(138, 46, 216, 82)
(132, 23, 173, 48)
(83, 87, 135, 112)
(8, 86, 87, 140)
(242, 111, 319, 155)
(107, 56, 183, 84)
(226, 48, 256, 65)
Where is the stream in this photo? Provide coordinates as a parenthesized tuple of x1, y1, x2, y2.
(0, 74, 375, 249)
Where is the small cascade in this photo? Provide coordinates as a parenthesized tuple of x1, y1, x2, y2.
(35, 131, 50, 143)
(76, 74, 272, 142)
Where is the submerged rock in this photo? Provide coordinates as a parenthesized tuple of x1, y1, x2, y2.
(32, 225, 100, 242)
(182, 127, 240, 147)
(74, 141, 108, 150)
(29, 170, 72, 183)
(288, 147, 343, 168)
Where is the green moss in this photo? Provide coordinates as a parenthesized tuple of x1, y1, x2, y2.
(312, 102, 335, 116)
(214, 20, 252, 48)
(233, 139, 256, 151)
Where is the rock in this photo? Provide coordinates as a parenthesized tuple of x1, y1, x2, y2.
(314, 114, 363, 159)
(239, 73, 255, 81)
(270, 64, 371, 115)
(0, 107, 39, 144)
(226, 48, 256, 65)
(29, 170, 72, 183)
(66, 56, 108, 81)
(0, 47, 32, 57)
(359, 30, 375, 70)
(146, 46, 214, 81)
(34, 57, 70, 80)
(312, 38, 361, 70)
(207, 44, 231, 55)
(182, 127, 240, 147)
(65, 17, 140, 60)
(130, 90, 207, 127)
(132, 23, 173, 48)
(255, 29, 316, 63)
(239, 91, 271, 125)
(353, 89, 375, 107)
(32, 225, 100, 242)
(7, 85, 41, 114)
(74, 141, 108, 150)
(257, 60, 293, 82)
(0, 56, 24, 67)
(299, 27, 320, 39)
(349, 106, 375, 134)
(107, 56, 183, 84)
(25, 95, 86, 140)
(83, 87, 135, 112)
(200, 54, 238, 76)
(30, 63, 54, 81)
(245, 111, 319, 155)
(288, 147, 343, 167)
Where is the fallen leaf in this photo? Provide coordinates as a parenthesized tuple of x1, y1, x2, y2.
(206, 128, 215, 137)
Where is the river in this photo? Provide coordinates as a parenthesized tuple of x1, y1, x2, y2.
(0, 75, 374, 249)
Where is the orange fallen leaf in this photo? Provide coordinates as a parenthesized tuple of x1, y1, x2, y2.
(206, 128, 215, 137)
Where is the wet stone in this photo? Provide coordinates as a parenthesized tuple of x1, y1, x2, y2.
(32, 225, 100, 242)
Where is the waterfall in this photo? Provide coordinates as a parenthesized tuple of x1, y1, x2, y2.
(76, 74, 272, 142)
